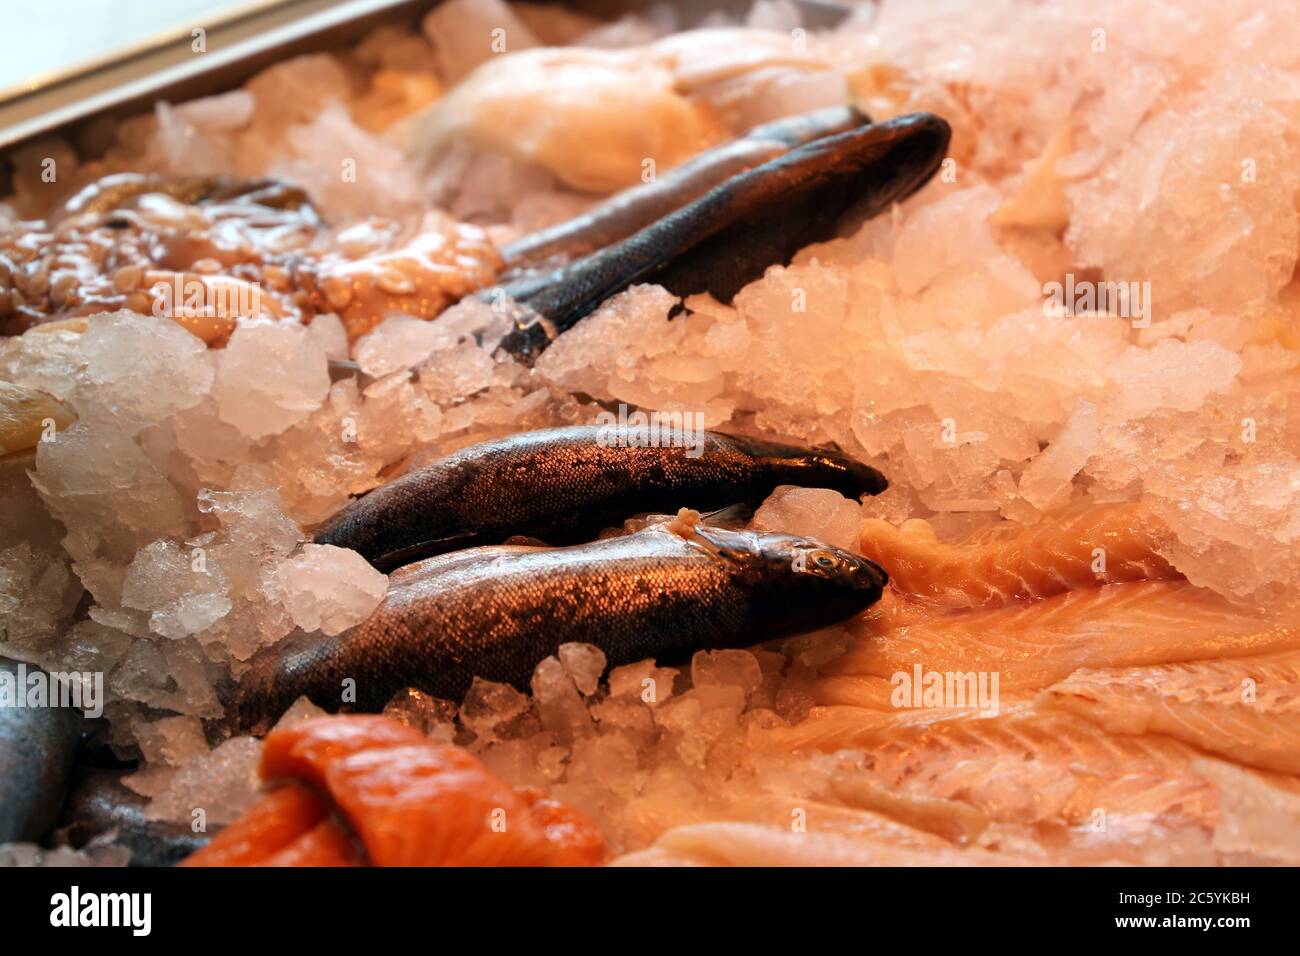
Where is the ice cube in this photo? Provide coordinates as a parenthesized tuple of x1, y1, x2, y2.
(75, 311, 214, 434)
(558, 642, 607, 696)
(354, 314, 443, 378)
(275, 544, 387, 636)
(214, 323, 330, 440)
(752, 486, 864, 552)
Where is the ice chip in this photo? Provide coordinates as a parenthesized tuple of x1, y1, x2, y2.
(76, 311, 214, 433)
(144, 735, 263, 826)
(121, 539, 233, 639)
(1108, 340, 1242, 420)
(558, 642, 607, 696)
(276, 544, 387, 635)
(354, 314, 443, 378)
(752, 486, 864, 552)
(1019, 400, 1097, 510)
(214, 323, 330, 439)
(461, 677, 530, 737)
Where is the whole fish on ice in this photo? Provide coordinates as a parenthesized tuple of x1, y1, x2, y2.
(232, 521, 887, 732)
(315, 424, 887, 572)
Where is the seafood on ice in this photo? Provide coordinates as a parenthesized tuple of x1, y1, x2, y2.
(184, 715, 604, 866)
(2, 0, 1300, 869)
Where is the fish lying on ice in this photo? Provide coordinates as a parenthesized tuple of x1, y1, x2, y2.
(57, 768, 213, 867)
(489, 112, 951, 360)
(314, 424, 887, 571)
(185, 715, 603, 866)
(0, 658, 82, 844)
(858, 502, 1179, 608)
(1041, 650, 1300, 776)
(231, 521, 887, 732)
(498, 106, 868, 270)
(7, 106, 946, 353)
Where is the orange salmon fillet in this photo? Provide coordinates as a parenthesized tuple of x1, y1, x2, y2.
(181, 784, 331, 867)
(859, 503, 1178, 608)
(514, 786, 607, 866)
(186, 715, 604, 866)
(257, 817, 365, 867)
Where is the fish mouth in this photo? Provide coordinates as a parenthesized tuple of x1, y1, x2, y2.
(851, 553, 890, 595)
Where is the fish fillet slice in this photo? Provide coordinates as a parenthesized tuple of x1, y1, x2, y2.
(182, 784, 331, 867)
(611, 822, 1032, 867)
(823, 581, 1299, 694)
(754, 704, 1219, 823)
(858, 503, 1178, 608)
(757, 704, 1284, 862)
(1042, 650, 1300, 775)
(255, 817, 365, 867)
(188, 716, 604, 866)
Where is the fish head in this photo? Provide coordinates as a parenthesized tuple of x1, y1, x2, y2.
(781, 537, 889, 616)
(690, 525, 888, 631)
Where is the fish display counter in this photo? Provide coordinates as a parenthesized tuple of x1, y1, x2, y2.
(0, 0, 1297, 893)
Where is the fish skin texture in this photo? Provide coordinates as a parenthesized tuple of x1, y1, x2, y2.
(59, 768, 214, 867)
(858, 503, 1178, 608)
(314, 424, 886, 571)
(0, 659, 82, 844)
(1041, 650, 1300, 775)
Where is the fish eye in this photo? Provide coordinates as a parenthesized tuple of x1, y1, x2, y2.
(810, 550, 839, 571)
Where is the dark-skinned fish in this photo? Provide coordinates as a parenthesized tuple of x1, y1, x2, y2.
(499, 106, 869, 271)
(314, 425, 887, 572)
(231, 522, 887, 733)
(0, 658, 82, 843)
(57, 768, 214, 867)
(487, 112, 951, 361)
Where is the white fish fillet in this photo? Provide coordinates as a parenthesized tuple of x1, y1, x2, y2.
(821, 581, 1300, 699)
(611, 822, 1034, 867)
(1041, 650, 1300, 775)
(746, 702, 1300, 865)
(858, 503, 1178, 609)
